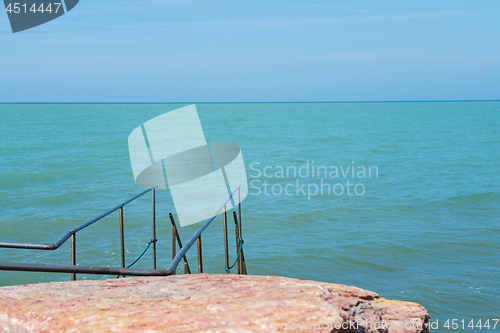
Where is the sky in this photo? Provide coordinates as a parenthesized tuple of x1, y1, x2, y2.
(1, 0, 499, 102)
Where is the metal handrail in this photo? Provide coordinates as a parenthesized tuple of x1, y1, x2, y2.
(0, 187, 157, 250)
(166, 185, 242, 275)
(0, 262, 170, 276)
(0, 186, 158, 281)
(0, 185, 247, 279)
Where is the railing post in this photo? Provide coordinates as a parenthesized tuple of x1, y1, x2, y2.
(71, 233, 76, 281)
(233, 211, 241, 274)
(238, 187, 247, 274)
(169, 213, 191, 274)
(197, 235, 203, 273)
(238, 187, 241, 231)
(224, 204, 229, 273)
(119, 206, 125, 278)
(152, 188, 156, 270)
(172, 216, 176, 275)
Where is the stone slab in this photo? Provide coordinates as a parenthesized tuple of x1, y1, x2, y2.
(0, 274, 430, 332)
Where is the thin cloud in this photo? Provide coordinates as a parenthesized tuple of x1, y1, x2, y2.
(8, 7, 486, 37)
(108, 10, 485, 33)
(311, 5, 375, 14)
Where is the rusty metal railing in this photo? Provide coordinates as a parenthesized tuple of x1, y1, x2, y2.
(0, 187, 158, 280)
(166, 186, 247, 276)
(0, 185, 247, 280)
(0, 262, 169, 276)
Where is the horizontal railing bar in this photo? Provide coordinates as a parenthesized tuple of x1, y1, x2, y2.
(0, 262, 171, 276)
(0, 187, 157, 251)
(166, 185, 240, 275)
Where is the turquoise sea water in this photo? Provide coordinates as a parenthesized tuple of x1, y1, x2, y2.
(0, 102, 499, 331)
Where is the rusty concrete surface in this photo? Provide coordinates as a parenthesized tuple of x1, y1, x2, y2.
(0, 274, 430, 332)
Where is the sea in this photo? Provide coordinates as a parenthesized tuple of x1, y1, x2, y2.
(0, 102, 498, 332)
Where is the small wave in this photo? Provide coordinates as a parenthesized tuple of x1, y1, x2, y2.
(448, 192, 499, 203)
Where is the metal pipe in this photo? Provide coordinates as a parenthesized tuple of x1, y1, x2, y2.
(197, 236, 203, 273)
(238, 187, 241, 236)
(120, 207, 125, 277)
(233, 211, 241, 274)
(0, 185, 244, 278)
(152, 188, 156, 270)
(168, 213, 191, 274)
(0, 187, 158, 251)
(224, 205, 229, 272)
(172, 218, 176, 275)
(164, 186, 240, 275)
(238, 187, 247, 275)
(0, 261, 171, 276)
(71, 233, 76, 281)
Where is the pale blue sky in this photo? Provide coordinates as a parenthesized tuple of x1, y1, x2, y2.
(1, 0, 499, 102)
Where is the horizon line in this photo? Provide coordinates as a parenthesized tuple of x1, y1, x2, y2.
(0, 99, 499, 105)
